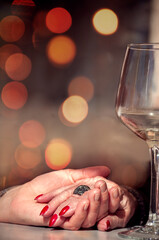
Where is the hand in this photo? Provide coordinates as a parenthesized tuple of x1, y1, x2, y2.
(36, 178, 137, 231)
(36, 177, 122, 230)
(97, 184, 138, 231)
(0, 166, 110, 226)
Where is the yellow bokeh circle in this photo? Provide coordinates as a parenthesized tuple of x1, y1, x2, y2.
(45, 138, 72, 170)
(92, 8, 118, 35)
(62, 95, 88, 124)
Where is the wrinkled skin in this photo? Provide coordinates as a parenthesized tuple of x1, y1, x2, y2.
(0, 166, 137, 231)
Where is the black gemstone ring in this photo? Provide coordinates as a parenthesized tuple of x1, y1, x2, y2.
(73, 185, 90, 196)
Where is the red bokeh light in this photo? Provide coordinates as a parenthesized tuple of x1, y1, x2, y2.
(0, 44, 22, 70)
(1, 81, 28, 110)
(5, 53, 32, 81)
(0, 15, 25, 42)
(46, 7, 72, 34)
(19, 120, 46, 148)
(12, 0, 36, 6)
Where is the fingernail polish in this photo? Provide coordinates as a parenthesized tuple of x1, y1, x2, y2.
(59, 206, 70, 216)
(40, 205, 49, 216)
(106, 220, 110, 230)
(34, 194, 43, 200)
(49, 214, 58, 227)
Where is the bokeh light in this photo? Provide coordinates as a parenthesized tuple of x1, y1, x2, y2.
(5, 53, 32, 81)
(45, 138, 72, 170)
(58, 104, 79, 127)
(46, 36, 76, 66)
(68, 76, 94, 102)
(0, 44, 22, 70)
(19, 120, 46, 148)
(0, 15, 25, 42)
(12, 0, 36, 6)
(46, 7, 72, 34)
(33, 11, 51, 37)
(92, 8, 118, 35)
(62, 95, 88, 124)
(1, 81, 28, 110)
(15, 144, 42, 170)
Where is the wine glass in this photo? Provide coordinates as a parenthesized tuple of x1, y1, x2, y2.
(116, 43, 159, 239)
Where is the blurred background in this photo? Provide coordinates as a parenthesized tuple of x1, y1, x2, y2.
(0, 0, 155, 189)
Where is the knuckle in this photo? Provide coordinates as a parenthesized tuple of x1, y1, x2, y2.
(69, 226, 80, 231)
(82, 221, 95, 228)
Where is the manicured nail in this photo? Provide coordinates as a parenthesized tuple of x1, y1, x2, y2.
(59, 206, 70, 216)
(106, 220, 110, 230)
(100, 182, 106, 193)
(34, 194, 43, 200)
(83, 202, 89, 211)
(40, 205, 49, 216)
(112, 188, 119, 199)
(49, 214, 58, 227)
(95, 193, 100, 201)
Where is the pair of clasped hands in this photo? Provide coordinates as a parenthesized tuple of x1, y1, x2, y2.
(1, 166, 137, 231)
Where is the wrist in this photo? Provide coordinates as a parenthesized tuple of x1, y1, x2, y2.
(0, 186, 17, 198)
(123, 186, 148, 227)
(0, 186, 19, 223)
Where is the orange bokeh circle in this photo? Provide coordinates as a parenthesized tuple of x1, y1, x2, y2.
(47, 36, 76, 66)
(68, 76, 94, 102)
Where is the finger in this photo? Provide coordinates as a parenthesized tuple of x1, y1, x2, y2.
(97, 210, 126, 231)
(48, 195, 82, 228)
(60, 199, 90, 230)
(39, 177, 106, 217)
(82, 188, 101, 228)
(109, 187, 121, 213)
(69, 166, 110, 183)
(39, 187, 75, 217)
(35, 185, 72, 203)
(49, 197, 89, 229)
(94, 180, 109, 220)
(51, 188, 98, 228)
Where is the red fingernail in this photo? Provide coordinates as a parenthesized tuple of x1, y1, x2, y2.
(106, 220, 110, 229)
(34, 194, 43, 200)
(40, 205, 49, 216)
(59, 206, 70, 216)
(49, 214, 58, 227)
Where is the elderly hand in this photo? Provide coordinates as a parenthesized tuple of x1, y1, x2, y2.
(36, 177, 137, 231)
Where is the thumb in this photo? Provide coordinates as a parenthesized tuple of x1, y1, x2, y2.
(68, 166, 110, 183)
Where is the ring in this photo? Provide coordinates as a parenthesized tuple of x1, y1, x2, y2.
(73, 185, 90, 196)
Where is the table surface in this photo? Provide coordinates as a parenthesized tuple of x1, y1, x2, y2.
(0, 222, 127, 240)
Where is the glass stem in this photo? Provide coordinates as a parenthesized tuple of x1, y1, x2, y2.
(146, 144, 159, 225)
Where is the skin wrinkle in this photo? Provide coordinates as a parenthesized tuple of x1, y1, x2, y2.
(0, 166, 138, 230)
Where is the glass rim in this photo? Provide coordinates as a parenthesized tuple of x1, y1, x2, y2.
(128, 43, 159, 50)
